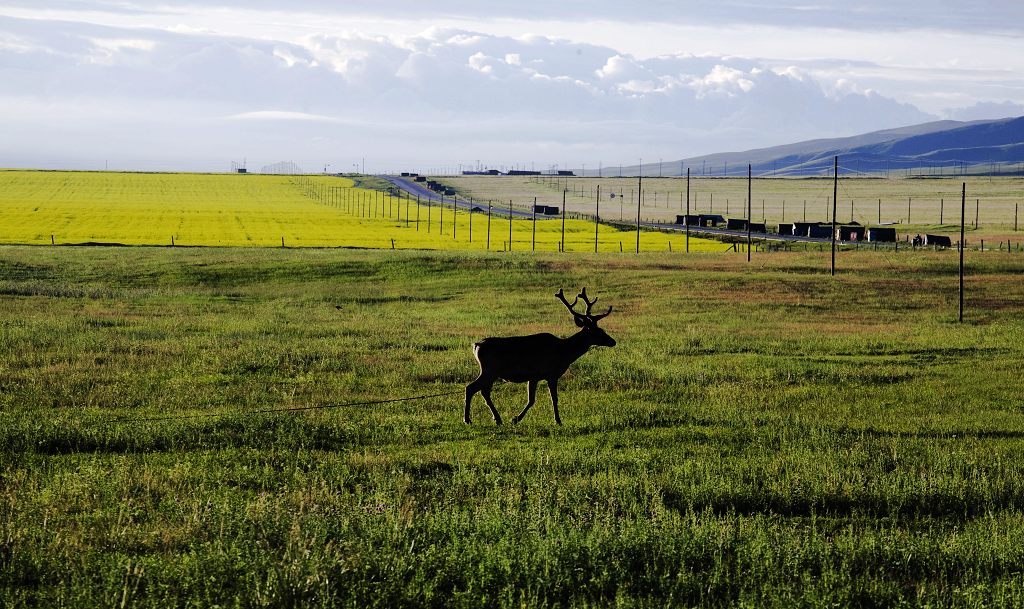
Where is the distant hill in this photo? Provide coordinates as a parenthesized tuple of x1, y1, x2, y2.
(604, 116, 1024, 177)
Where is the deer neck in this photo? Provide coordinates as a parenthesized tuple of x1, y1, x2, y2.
(561, 329, 596, 364)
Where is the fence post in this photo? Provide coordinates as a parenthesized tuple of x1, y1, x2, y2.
(561, 189, 566, 253)
(532, 197, 537, 251)
(959, 183, 965, 323)
(509, 200, 513, 252)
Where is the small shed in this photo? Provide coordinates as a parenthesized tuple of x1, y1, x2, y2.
(414, 176, 426, 182)
(924, 234, 952, 247)
(807, 225, 833, 239)
(726, 218, 748, 230)
(699, 214, 725, 227)
(838, 225, 864, 241)
(748, 222, 767, 234)
(777, 223, 794, 235)
(675, 214, 702, 226)
(792, 222, 819, 237)
(867, 227, 897, 242)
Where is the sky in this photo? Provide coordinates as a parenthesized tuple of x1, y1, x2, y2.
(2, 1, 1023, 173)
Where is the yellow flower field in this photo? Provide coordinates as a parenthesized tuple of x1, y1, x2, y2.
(0, 170, 728, 252)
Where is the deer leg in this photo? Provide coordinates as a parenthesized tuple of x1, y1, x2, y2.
(548, 378, 562, 426)
(513, 380, 538, 424)
(480, 383, 502, 425)
(464, 376, 485, 424)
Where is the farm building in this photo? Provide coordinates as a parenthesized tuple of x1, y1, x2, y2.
(807, 225, 833, 239)
(699, 214, 725, 227)
(792, 222, 820, 237)
(533, 205, 560, 215)
(838, 225, 865, 241)
(777, 223, 794, 235)
(924, 234, 953, 247)
(749, 223, 767, 234)
(726, 218, 748, 230)
(867, 227, 897, 242)
(675, 214, 703, 226)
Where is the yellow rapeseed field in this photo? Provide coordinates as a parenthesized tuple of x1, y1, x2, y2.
(0, 170, 728, 252)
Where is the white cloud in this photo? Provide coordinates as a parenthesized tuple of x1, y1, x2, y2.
(1, 5, 1019, 171)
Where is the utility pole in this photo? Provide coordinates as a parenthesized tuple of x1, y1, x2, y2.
(636, 161, 643, 253)
(685, 168, 690, 253)
(561, 189, 567, 252)
(746, 164, 752, 262)
(959, 182, 966, 323)
(831, 156, 838, 277)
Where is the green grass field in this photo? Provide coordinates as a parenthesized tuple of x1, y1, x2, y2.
(2, 245, 1024, 607)
(0, 171, 727, 252)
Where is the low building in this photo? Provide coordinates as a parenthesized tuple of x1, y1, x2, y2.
(867, 227, 897, 242)
(838, 225, 865, 241)
(793, 222, 820, 237)
(807, 225, 833, 239)
(699, 214, 725, 227)
(726, 218, 748, 230)
(924, 234, 952, 247)
(777, 223, 794, 235)
(675, 214, 703, 226)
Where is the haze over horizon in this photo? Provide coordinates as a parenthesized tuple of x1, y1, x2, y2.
(2, 0, 1023, 173)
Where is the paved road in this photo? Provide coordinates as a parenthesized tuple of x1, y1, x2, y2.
(382, 176, 536, 219)
(382, 175, 897, 247)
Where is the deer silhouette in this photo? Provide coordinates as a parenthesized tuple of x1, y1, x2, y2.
(465, 288, 615, 425)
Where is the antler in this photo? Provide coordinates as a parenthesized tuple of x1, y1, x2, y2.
(556, 287, 613, 325)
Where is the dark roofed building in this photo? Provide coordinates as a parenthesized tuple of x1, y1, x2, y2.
(867, 227, 897, 242)
(924, 234, 952, 247)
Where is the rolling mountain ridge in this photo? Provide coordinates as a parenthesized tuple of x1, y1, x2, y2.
(606, 116, 1024, 177)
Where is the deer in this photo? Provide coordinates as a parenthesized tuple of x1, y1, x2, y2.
(464, 288, 616, 426)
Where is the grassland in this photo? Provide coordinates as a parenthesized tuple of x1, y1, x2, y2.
(2, 245, 1024, 607)
(442, 175, 1024, 244)
(0, 170, 726, 252)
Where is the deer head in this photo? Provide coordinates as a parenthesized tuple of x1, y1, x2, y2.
(555, 287, 616, 347)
